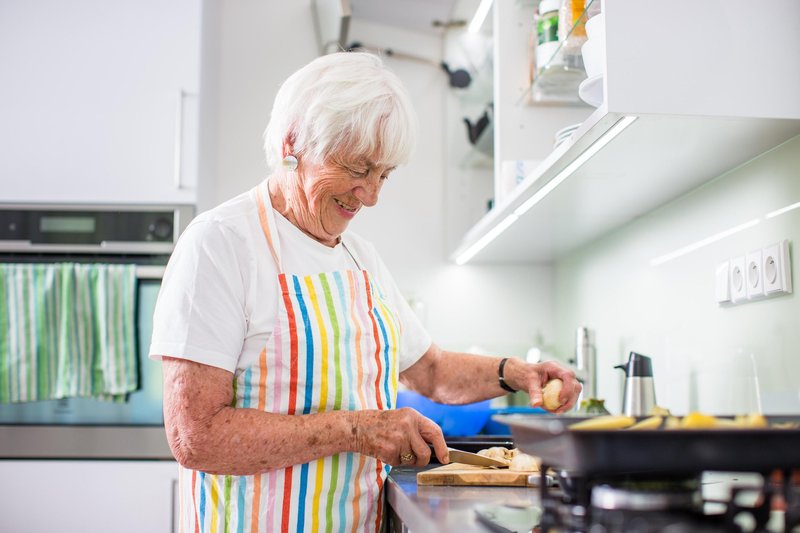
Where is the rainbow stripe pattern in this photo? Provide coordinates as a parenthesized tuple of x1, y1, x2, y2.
(176, 184, 401, 533)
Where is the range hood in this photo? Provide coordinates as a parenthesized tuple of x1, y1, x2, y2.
(311, 0, 351, 55)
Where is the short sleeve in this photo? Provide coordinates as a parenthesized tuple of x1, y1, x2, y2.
(148, 219, 250, 373)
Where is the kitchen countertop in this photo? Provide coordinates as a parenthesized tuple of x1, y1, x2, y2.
(0, 425, 174, 459)
(385, 467, 790, 532)
(386, 466, 540, 532)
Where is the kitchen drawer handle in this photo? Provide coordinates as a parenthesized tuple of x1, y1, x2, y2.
(174, 89, 186, 190)
(135, 265, 166, 280)
(171, 477, 178, 533)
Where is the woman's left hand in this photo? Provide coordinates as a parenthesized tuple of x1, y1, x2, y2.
(505, 359, 582, 414)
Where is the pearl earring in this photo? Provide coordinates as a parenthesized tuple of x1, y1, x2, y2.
(282, 154, 298, 171)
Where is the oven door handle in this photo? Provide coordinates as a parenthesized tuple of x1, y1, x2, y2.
(0, 240, 34, 251)
(100, 241, 175, 254)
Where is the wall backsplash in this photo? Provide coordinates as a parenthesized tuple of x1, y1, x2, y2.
(554, 135, 800, 416)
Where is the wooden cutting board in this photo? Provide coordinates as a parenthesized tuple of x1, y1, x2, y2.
(416, 463, 539, 487)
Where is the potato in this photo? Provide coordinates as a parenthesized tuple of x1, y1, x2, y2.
(477, 447, 509, 461)
(509, 452, 540, 472)
(542, 379, 564, 411)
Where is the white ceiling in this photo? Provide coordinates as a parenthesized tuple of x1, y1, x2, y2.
(348, 0, 463, 35)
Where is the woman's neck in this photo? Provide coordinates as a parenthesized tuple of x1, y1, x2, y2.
(267, 175, 341, 247)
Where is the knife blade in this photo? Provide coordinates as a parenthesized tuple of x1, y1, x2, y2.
(447, 447, 509, 468)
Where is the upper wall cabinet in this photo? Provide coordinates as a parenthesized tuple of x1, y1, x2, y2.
(0, 0, 201, 205)
(452, 0, 800, 264)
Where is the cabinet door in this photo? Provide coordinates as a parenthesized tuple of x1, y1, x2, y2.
(0, 460, 179, 533)
(0, 0, 200, 204)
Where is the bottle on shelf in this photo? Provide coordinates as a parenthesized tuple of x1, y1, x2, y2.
(530, 0, 588, 102)
(558, 0, 588, 71)
(534, 0, 561, 73)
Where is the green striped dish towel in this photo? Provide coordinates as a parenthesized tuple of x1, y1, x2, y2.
(0, 263, 138, 403)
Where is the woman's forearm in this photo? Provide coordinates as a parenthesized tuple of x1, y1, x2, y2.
(166, 403, 358, 475)
(400, 345, 581, 412)
(400, 345, 507, 405)
(162, 356, 360, 475)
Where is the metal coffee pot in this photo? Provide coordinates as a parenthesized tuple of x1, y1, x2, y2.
(614, 352, 656, 417)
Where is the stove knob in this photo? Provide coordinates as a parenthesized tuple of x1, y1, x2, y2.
(148, 218, 173, 241)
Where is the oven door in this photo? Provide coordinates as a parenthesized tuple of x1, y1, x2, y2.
(0, 278, 172, 459)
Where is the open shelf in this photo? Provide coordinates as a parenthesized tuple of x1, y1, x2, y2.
(452, 107, 800, 264)
(455, 0, 800, 265)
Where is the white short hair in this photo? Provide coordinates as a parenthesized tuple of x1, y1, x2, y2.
(263, 52, 417, 170)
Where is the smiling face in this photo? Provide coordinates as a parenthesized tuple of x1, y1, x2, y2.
(276, 152, 396, 247)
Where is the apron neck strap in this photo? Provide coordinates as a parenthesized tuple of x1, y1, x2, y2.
(254, 179, 365, 273)
(254, 180, 283, 271)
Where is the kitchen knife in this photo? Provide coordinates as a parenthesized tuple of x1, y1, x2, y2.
(447, 447, 509, 468)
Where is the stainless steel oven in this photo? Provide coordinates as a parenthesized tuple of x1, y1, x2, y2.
(0, 203, 193, 458)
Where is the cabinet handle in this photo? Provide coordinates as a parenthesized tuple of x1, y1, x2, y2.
(171, 477, 178, 533)
(173, 89, 186, 190)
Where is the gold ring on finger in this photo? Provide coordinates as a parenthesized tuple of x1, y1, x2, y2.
(400, 452, 416, 464)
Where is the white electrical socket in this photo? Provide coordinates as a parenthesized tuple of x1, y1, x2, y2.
(729, 256, 747, 302)
(718, 240, 792, 306)
(746, 249, 764, 299)
(730, 255, 747, 303)
(762, 240, 793, 294)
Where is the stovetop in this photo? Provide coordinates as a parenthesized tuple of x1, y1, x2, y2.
(475, 469, 800, 533)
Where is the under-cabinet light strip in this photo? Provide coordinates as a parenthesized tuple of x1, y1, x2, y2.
(455, 213, 518, 265)
(649, 218, 761, 267)
(454, 115, 638, 265)
(514, 116, 638, 217)
(468, 0, 493, 33)
(766, 201, 800, 219)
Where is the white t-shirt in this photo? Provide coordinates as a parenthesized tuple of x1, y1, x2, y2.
(149, 185, 432, 375)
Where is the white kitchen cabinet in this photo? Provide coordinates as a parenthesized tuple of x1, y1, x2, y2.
(452, 0, 800, 264)
(0, 460, 179, 533)
(0, 0, 201, 205)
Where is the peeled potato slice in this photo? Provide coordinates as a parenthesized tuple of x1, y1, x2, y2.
(734, 413, 768, 428)
(570, 415, 636, 430)
(679, 412, 719, 429)
(649, 405, 671, 416)
(628, 415, 663, 430)
(542, 379, 564, 411)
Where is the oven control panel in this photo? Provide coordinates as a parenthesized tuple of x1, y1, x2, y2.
(0, 204, 194, 253)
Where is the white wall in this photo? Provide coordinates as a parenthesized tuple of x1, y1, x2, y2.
(202, 0, 319, 209)
(204, 2, 554, 359)
(553, 135, 800, 415)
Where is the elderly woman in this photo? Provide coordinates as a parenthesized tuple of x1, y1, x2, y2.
(150, 52, 580, 532)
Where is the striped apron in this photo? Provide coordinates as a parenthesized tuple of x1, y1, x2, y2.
(177, 182, 401, 533)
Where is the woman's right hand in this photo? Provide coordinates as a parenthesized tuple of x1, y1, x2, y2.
(351, 407, 449, 467)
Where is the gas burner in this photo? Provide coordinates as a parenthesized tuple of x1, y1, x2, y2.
(591, 482, 703, 513)
(587, 509, 742, 533)
(534, 467, 800, 533)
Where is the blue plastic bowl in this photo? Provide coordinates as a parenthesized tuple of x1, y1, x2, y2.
(483, 406, 547, 435)
(396, 391, 491, 436)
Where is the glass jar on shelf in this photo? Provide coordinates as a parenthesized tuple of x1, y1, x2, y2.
(529, 0, 592, 103)
(558, 0, 588, 70)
